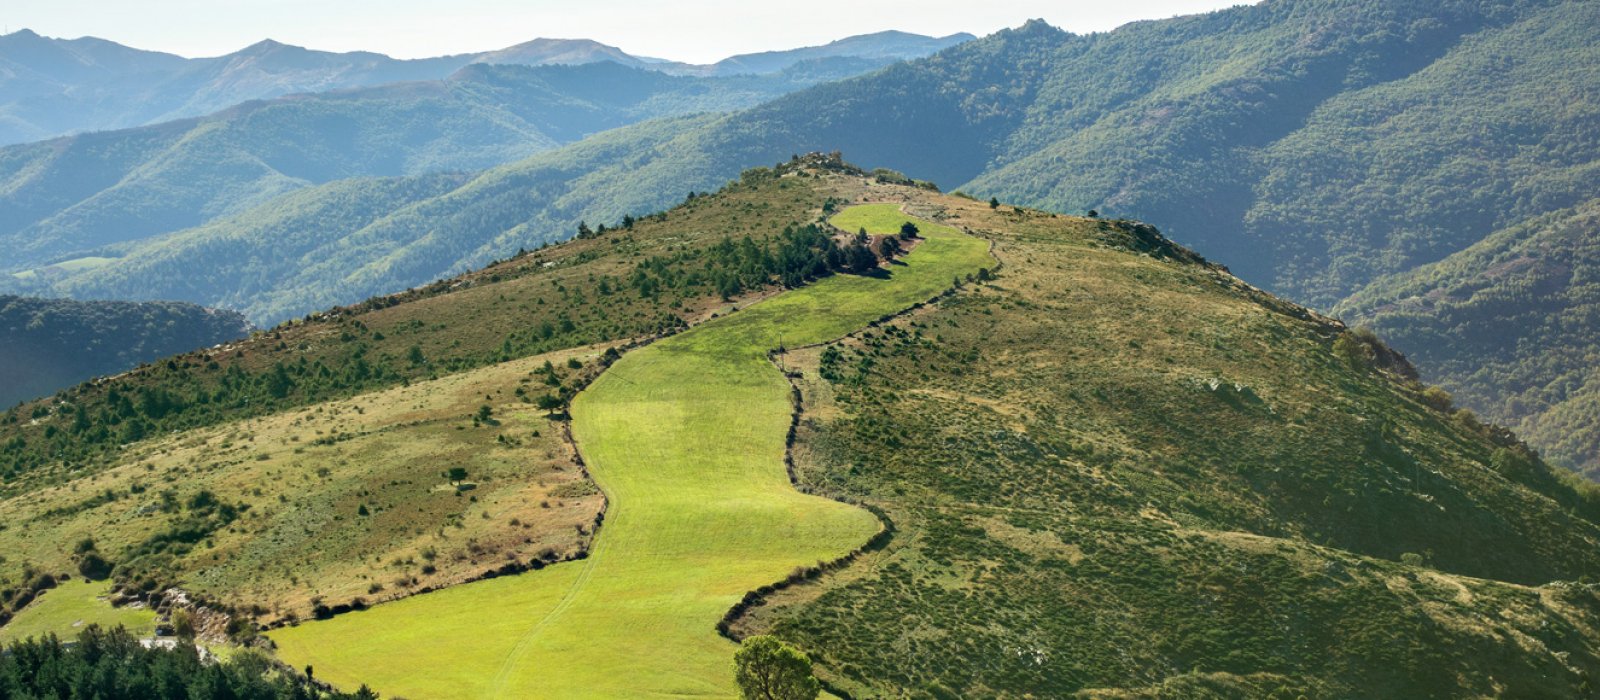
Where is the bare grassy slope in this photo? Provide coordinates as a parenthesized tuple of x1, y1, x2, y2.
(743, 197, 1600, 697)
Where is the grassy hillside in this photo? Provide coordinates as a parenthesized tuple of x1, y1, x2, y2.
(1340, 198, 1600, 475)
(0, 161, 894, 627)
(0, 163, 861, 492)
(0, 295, 251, 407)
(3, 165, 1599, 697)
(10, 2, 1595, 475)
(269, 202, 988, 697)
(731, 193, 1600, 697)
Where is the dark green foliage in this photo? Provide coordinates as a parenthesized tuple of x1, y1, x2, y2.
(116, 489, 249, 585)
(536, 394, 566, 416)
(1342, 198, 1600, 474)
(734, 635, 820, 700)
(0, 625, 379, 699)
(626, 222, 858, 298)
(0, 295, 251, 408)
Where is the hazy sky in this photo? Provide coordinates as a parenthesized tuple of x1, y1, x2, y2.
(6, 0, 1251, 63)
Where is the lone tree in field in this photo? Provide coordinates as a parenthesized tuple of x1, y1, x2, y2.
(537, 393, 566, 416)
(899, 221, 919, 239)
(447, 467, 468, 485)
(989, 196, 1000, 209)
(734, 636, 820, 700)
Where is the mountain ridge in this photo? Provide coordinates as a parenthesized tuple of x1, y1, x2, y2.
(0, 28, 971, 145)
(2, 162, 1598, 697)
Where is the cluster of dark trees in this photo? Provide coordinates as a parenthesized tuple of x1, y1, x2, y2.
(625, 222, 908, 302)
(0, 625, 378, 699)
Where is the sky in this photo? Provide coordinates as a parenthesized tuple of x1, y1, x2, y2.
(5, 0, 1252, 63)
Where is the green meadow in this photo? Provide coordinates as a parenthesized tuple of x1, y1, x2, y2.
(0, 578, 157, 644)
(269, 204, 992, 697)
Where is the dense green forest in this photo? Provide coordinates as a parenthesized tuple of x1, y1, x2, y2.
(0, 625, 377, 699)
(0, 295, 251, 408)
(1340, 198, 1600, 477)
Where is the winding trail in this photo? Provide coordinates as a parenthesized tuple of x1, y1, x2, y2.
(270, 204, 992, 698)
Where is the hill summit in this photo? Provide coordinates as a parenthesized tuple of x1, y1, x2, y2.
(0, 158, 1597, 697)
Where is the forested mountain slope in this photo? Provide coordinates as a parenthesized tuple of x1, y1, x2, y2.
(0, 295, 250, 408)
(3, 163, 1597, 697)
(1340, 198, 1600, 477)
(0, 61, 877, 274)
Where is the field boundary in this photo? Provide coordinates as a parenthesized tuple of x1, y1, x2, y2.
(716, 204, 1002, 639)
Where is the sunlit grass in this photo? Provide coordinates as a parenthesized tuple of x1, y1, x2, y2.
(268, 204, 992, 698)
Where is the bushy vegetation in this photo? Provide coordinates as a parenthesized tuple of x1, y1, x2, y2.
(741, 195, 1600, 697)
(734, 636, 820, 700)
(0, 295, 251, 408)
(0, 624, 377, 699)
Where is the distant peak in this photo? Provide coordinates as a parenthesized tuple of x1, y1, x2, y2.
(1017, 18, 1061, 34)
(238, 38, 294, 54)
(1, 28, 44, 42)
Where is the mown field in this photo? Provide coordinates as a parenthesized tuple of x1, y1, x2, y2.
(268, 204, 993, 697)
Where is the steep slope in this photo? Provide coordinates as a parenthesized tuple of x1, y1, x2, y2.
(2, 166, 1598, 697)
(0, 295, 250, 408)
(734, 192, 1600, 698)
(1340, 198, 1600, 476)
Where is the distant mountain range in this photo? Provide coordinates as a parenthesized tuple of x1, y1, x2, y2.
(0, 59, 898, 275)
(0, 28, 972, 145)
